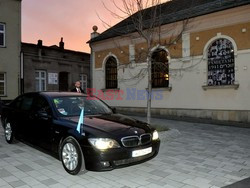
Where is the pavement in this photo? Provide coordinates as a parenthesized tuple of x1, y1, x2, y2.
(0, 115, 250, 188)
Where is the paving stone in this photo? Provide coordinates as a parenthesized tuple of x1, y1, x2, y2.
(202, 164, 217, 169)
(0, 154, 9, 158)
(11, 171, 28, 179)
(228, 170, 247, 177)
(47, 183, 67, 188)
(166, 174, 190, 182)
(0, 185, 13, 188)
(0, 169, 12, 178)
(8, 180, 26, 187)
(144, 183, 168, 188)
(149, 169, 171, 178)
(21, 176, 40, 186)
(40, 178, 58, 186)
(193, 167, 211, 173)
(160, 178, 185, 188)
(70, 185, 88, 188)
(147, 179, 166, 186)
(0, 178, 8, 186)
(181, 185, 199, 188)
(161, 159, 177, 165)
(56, 178, 75, 187)
(171, 167, 191, 174)
(210, 180, 227, 187)
(34, 159, 51, 167)
(30, 184, 48, 188)
(12, 149, 25, 154)
(3, 166, 19, 173)
(15, 164, 33, 172)
(1, 117, 250, 188)
(186, 157, 205, 163)
(2, 175, 19, 183)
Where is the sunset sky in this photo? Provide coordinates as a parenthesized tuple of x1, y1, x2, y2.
(22, 0, 120, 53)
(22, 0, 168, 53)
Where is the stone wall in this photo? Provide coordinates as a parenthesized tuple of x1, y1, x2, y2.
(116, 107, 250, 127)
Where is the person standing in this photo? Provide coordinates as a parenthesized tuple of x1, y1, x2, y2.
(71, 81, 84, 93)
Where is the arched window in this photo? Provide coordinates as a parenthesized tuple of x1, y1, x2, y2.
(105, 57, 117, 89)
(207, 38, 235, 86)
(151, 49, 169, 88)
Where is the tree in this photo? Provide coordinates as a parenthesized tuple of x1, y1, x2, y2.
(98, 0, 188, 124)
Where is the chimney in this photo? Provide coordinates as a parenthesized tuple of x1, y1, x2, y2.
(37, 39, 43, 47)
(59, 37, 64, 49)
(91, 25, 99, 39)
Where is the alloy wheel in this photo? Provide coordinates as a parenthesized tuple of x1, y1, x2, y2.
(62, 143, 79, 171)
(5, 123, 12, 141)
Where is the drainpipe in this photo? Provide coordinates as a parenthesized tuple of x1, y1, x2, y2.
(20, 52, 24, 94)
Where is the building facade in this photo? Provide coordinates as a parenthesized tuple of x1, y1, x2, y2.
(89, 0, 250, 125)
(0, 0, 22, 101)
(21, 39, 90, 93)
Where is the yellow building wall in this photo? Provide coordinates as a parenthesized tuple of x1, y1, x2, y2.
(95, 46, 129, 68)
(190, 22, 250, 56)
(95, 36, 182, 68)
(134, 37, 182, 61)
(95, 22, 250, 69)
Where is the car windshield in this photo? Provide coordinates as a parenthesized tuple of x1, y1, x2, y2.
(53, 96, 112, 116)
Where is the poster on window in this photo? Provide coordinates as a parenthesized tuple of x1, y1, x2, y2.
(48, 73, 58, 84)
(207, 39, 235, 86)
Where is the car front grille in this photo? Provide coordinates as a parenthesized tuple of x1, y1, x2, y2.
(121, 133, 151, 147)
(140, 134, 151, 145)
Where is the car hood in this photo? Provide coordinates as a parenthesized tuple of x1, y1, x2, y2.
(61, 113, 151, 137)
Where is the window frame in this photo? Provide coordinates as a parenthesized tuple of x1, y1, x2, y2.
(151, 49, 169, 88)
(207, 38, 235, 86)
(0, 23, 6, 47)
(80, 74, 87, 92)
(32, 95, 52, 115)
(35, 70, 47, 91)
(0, 72, 6, 96)
(105, 57, 118, 89)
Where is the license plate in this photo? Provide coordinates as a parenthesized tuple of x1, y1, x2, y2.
(132, 147, 152, 157)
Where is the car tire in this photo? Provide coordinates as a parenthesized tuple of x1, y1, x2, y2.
(60, 136, 86, 175)
(4, 121, 15, 144)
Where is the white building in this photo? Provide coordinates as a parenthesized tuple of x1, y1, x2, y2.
(89, 0, 250, 125)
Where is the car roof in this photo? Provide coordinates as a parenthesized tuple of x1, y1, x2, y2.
(26, 91, 88, 98)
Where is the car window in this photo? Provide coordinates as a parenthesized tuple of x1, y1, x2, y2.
(11, 96, 22, 109)
(53, 96, 112, 116)
(20, 95, 34, 111)
(33, 96, 51, 114)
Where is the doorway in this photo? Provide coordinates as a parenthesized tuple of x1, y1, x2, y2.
(59, 72, 68, 91)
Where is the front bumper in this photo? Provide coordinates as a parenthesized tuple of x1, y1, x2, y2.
(82, 140, 160, 171)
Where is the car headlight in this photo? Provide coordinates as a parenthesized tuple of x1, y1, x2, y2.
(152, 130, 159, 140)
(88, 138, 120, 150)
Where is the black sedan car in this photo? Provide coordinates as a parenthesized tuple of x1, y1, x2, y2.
(1, 92, 160, 175)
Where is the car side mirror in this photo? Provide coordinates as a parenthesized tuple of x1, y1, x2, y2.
(37, 110, 51, 120)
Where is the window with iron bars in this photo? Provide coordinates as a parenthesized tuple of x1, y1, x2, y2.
(105, 57, 118, 89)
(151, 49, 169, 88)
